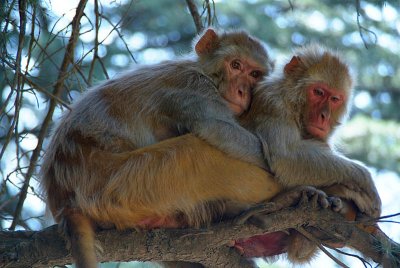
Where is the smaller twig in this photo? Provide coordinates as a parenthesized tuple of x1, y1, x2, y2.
(288, 0, 294, 11)
(88, 0, 100, 85)
(1, 59, 71, 109)
(0, 194, 19, 211)
(378, 220, 400, 225)
(99, 14, 136, 63)
(0, 87, 14, 117)
(23, 76, 71, 109)
(186, 0, 203, 33)
(1, 0, 17, 38)
(204, 0, 212, 27)
(0, 0, 27, 167)
(355, 0, 378, 49)
(36, 14, 69, 61)
(70, 58, 90, 87)
(377, 213, 400, 221)
(324, 245, 372, 268)
(298, 226, 350, 268)
(32, 38, 64, 71)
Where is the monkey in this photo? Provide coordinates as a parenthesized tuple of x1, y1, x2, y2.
(240, 43, 381, 217)
(232, 43, 382, 263)
(41, 28, 380, 267)
(40, 28, 282, 268)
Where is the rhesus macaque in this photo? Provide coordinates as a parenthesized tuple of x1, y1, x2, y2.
(240, 44, 381, 217)
(233, 44, 382, 263)
(41, 28, 278, 268)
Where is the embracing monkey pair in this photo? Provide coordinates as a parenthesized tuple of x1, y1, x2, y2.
(41, 28, 381, 267)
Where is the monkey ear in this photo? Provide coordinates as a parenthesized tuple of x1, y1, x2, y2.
(195, 29, 219, 56)
(284, 56, 302, 75)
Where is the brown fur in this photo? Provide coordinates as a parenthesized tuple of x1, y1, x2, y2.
(40, 28, 275, 267)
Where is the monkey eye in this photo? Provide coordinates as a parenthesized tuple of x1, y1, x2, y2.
(313, 88, 325, 97)
(250, 70, 262, 79)
(231, 60, 241, 70)
(331, 96, 341, 103)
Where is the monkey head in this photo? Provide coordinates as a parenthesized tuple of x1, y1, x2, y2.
(283, 46, 354, 141)
(194, 28, 274, 116)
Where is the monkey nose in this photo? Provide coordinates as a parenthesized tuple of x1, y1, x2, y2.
(320, 110, 330, 121)
(238, 88, 244, 97)
(320, 105, 331, 121)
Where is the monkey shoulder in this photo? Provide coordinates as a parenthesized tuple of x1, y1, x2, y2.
(252, 85, 289, 119)
(101, 59, 214, 96)
(51, 57, 224, 153)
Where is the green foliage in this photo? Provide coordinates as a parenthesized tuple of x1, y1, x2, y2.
(337, 115, 400, 174)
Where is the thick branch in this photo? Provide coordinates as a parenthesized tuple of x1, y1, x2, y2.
(1, 205, 398, 268)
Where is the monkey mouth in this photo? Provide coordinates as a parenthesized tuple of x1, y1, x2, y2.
(226, 100, 246, 116)
(307, 125, 329, 140)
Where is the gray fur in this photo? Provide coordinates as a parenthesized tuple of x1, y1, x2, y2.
(241, 44, 381, 218)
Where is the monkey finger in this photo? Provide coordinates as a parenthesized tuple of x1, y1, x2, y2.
(233, 202, 278, 225)
(328, 196, 343, 212)
(307, 190, 330, 209)
(298, 187, 329, 209)
(317, 194, 330, 209)
(299, 190, 310, 206)
(273, 186, 322, 208)
(309, 192, 320, 209)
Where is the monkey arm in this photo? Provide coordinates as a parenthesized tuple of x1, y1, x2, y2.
(156, 91, 266, 169)
(256, 119, 381, 217)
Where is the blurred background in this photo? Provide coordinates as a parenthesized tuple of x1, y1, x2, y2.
(0, 0, 399, 267)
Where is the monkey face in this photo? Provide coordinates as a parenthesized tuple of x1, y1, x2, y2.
(304, 82, 346, 140)
(222, 57, 265, 116)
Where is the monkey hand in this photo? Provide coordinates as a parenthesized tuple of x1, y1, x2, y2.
(271, 186, 334, 210)
(235, 186, 340, 228)
(342, 163, 382, 218)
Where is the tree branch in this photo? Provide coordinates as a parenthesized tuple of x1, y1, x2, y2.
(1, 204, 399, 268)
(186, 0, 204, 33)
(9, 0, 88, 230)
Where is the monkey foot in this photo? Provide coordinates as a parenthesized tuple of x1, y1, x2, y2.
(327, 196, 343, 212)
(235, 186, 343, 229)
(274, 185, 344, 213)
(273, 185, 331, 209)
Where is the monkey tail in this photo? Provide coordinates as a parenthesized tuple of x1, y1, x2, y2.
(62, 208, 98, 268)
(286, 231, 318, 264)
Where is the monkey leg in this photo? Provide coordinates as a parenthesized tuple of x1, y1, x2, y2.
(323, 185, 380, 235)
(235, 186, 335, 226)
(232, 186, 344, 261)
(232, 185, 378, 262)
(79, 134, 282, 229)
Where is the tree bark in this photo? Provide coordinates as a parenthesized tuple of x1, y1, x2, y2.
(1, 204, 399, 268)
